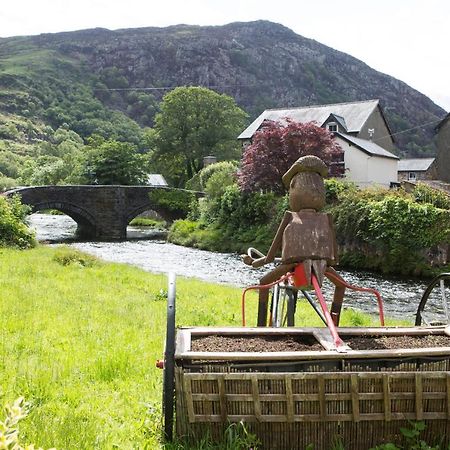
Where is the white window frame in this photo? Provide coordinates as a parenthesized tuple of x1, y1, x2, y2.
(408, 172, 417, 181)
(327, 122, 338, 132)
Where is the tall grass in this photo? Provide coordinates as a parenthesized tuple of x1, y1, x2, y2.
(0, 246, 406, 449)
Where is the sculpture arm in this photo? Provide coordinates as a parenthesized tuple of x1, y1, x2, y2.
(252, 211, 291, 268)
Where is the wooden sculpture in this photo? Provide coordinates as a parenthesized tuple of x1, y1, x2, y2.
(243, 155, 339, 326)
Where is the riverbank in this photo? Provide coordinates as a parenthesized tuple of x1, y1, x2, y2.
(0, 246, 408, 449)
(172, 173, 450, 278)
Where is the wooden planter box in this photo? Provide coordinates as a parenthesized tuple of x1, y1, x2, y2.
(174, 326, 450, 450)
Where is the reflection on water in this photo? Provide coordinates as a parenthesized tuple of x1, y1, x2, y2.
(28, 213, 433, 320)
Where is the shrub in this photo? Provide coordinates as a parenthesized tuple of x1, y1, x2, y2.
(168, 220, 202, 247)
(148, 188, 196, 218)
(0, 175, 17, 192)
(53, 246, 100, 267)
(413, 183, 450, 210)
(325, 178, 357, 204)
(329, 188, 450, 275)
(0, 195, 35, 249)
(204, 165, 237, 200)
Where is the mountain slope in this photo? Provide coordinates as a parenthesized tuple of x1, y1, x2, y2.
(0, 20, 445, 156)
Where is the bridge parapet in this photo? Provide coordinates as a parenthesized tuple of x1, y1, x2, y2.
(5, 185, 202, 240)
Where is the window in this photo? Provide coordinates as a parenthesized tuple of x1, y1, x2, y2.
(408, 172, 417, 181)
(327, 122, 338, 132)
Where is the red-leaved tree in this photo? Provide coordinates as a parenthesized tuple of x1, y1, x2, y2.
(238, 120, 344, 194)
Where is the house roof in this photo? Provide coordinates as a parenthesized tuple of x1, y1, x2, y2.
(147, 174, 168, 186)
(328, 114, 348, 132)
(398, 158, 435, 172)
(238, 99, 381, 140)
(336, 133, 399, 160)
(436, 113, 450, 132)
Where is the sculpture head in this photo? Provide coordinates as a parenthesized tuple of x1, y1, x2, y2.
(282, 155, 328, 211)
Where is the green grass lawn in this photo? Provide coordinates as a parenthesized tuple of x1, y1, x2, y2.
(0, 246, 408, 449)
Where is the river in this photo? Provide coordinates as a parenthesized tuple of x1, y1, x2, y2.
(28, 213, 435, 321)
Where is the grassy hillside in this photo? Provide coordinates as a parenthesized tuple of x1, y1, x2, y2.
(0, 21, 446, 161)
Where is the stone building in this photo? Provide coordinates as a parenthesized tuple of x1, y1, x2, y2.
(398, 158, 435, 182)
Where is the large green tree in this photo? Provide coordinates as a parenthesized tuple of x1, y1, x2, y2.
(151, 86, 247, 187)
(80, 138, 147, 185)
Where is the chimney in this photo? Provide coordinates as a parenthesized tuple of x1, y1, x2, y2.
(203, 155, 217, 167)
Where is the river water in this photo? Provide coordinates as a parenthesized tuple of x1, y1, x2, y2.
(28, 213, 433, 321)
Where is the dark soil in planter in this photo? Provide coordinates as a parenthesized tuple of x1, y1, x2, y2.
(190, 334, 450, 353)
(191, 335, 324, 352)
(346, 334, 450, 350)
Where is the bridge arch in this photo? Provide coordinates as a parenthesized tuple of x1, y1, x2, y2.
(125, 202, 177, 225)
(30, 201, 98, 239)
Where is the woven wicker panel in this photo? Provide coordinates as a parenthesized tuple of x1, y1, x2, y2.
(181, 372, 450, 423)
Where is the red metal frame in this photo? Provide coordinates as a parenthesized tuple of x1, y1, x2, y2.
(241, 264, 385, 351)
(324, 270, 385, 326)
(310, 273, 345, 349)
(241, 272, 292, 327)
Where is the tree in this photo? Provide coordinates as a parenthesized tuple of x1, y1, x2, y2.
(80, 138, 146, 185)
(0, 195, 35, 248)
(238, 120, 344, 194)
(152, 86, 247, 187)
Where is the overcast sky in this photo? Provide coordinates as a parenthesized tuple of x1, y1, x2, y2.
(1, 0, 449, 112)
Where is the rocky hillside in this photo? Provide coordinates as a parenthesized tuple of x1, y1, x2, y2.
(0, 20, 446, 156)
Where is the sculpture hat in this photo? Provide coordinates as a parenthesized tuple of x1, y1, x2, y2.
(282, 155, 328, 189)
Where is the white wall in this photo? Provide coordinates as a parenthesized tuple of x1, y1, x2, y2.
(336, 138, 398, 187)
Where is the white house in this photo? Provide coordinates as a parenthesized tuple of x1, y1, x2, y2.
(335, 133, 399, 187)
(238, 99, 399, 187)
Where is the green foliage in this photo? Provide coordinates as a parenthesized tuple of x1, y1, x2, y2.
(151, 86, 247, 187)
(0, 174, 18, 191)
(0, 150, 23, 179)
(148, 188, 196, 217)
(0, 195, 35, 249)
(80, 138, 147, 185)
(52, 246, 100, 267)
(129, 217, 166, 228)
(371, 422, 442, 450)
(0, 397, 50, 450)
(204, 164, 238, 200)
(185, 162, 239, 224)
(221, 421, 260, 449)
(170, 187, 287, 253)
(329, 187, 450, 275)
(325, 178, 357, 204)
(413, 183, 450, 210)
(367, 197, 449, 249)
(217, 185, 280, 232)
(186, 161, 238, 197)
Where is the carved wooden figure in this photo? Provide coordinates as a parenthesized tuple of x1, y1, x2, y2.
(243, 155, 346, 326)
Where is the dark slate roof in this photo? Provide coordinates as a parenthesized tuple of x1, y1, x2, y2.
(398, 158, 435, 172)
(238, 99, 380, 140)
(436, 113, 450, 132)
(329, 114, 348, 132)
(336, 133, 399, 160)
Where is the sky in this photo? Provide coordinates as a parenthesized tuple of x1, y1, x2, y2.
(1, 0, 449, 112)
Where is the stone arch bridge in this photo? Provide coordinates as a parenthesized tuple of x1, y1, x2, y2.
(5, 185, 201, 240)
